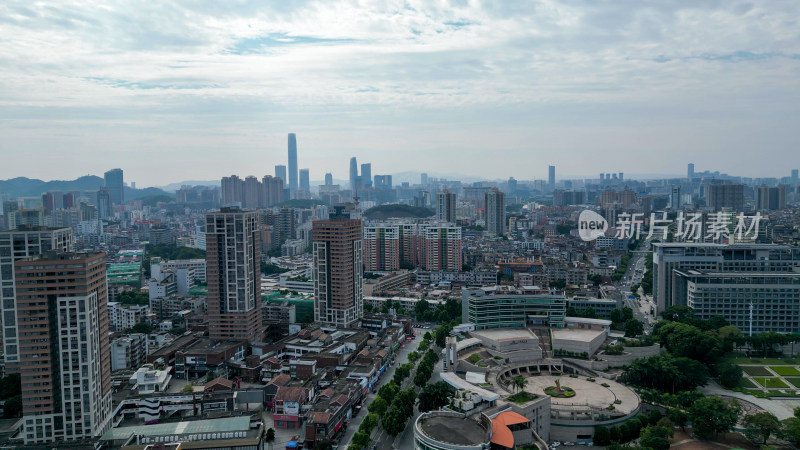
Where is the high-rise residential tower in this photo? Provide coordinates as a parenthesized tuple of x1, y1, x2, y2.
(206, 208, 262, 342)
(360, 163, 372, 188)
(756, 185, 787, 211)
(14, 251, 111, 444)
(706, 182, 744, 212)
(349, 157, 359, 190)
(275, 165, 287, 187)
(688, 163, 695, 180)
(103, 168, 124, 206)
(0, 226, 74, 369)
(485, 188, 506, 236)
(436, 190, 457, 223)
(288, 133, 298, 193)
(791, 169, 799, 185)
(548, 165, 556, 190)
(313, 206, 363, 328)
(299, 169, 310, 192)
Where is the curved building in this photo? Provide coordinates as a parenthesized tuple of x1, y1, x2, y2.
(414, 411, 491, 450)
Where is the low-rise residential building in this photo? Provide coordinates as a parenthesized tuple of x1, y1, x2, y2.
(111, 334, 147, 371)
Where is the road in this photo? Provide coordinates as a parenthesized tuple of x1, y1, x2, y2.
(619, 238, 656, 333)
(340, 331, 423, 447)
(394, 350, 444, 449)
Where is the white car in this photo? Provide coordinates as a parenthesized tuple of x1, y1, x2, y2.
(564, 442, 575, 446)
(551, 442, 561, 447)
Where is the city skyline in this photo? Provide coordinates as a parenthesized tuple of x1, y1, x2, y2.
(2, 2, 799, 185)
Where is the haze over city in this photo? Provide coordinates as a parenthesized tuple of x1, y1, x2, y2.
(2, 1, 800, 185)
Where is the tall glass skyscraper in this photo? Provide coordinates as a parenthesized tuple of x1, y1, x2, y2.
(275, 165, 287, 187)
(288, 133, 298, 192)
(103, 168, 124, 205)
(360, 163, 372, 187)
(299, 168, 310, 192)
(349, 157, 358, 190)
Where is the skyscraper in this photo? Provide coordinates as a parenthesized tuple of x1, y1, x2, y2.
(312, 206, 363, 328)
(97, 187, 111, 219)
(0, 226, 73, 369)
(436, 190, 456, 223)
(299, 169, 310, 192)
(670, 185, 681, 209)
(206, 208, 262, 342)
(706, 182, 744, 212)
(14, 251, 111, 444)
(756, 185, 787, 211)
(288, 133, 298, 193)
(421, 173, 428, 186)
(688, 163, 695, 180)
(275, 165, 287, 187)
(548, 165, 555, 190)
(349, 157, 359, 190)
(485, 188, 506, 236)
(360, 163, 372, 188)
(792, 169, 799, 185)
(325, 172, 333, 186)
(103, 168, 124, 206)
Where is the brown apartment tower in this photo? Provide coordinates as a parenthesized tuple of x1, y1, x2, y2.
(206, 208, 262, 341)
(313, 205, 363, 328)
(14, 252, 111, 444)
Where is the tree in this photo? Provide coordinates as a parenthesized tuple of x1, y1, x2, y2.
(715, 360, 743, 389)
(510, 375, 528, 394)
(780, 417, 800, 447)
(610, 308, 625, 324)
(368, 397, 388, 416)
(622, 353, 709, 393)
(648, 409, 663, 426)
(656, 321, 723, 364)
(351, 431, 370, 449)
(2, 395, 21, 418)
(609, 426, 621, 443)
(181, 384, 194, 393)
(688, 397, 741, 439)
(639, 436, 670, 450)
(742, 412, 780, 444)
(417, 382, 455, 413)
(359, 413, 379, 434)
(129, 322, 155, 334)
(377, 382, 399, 405)
(381, 407, 407, 437)
(205, 370, 216, 382)
(423, 331, 432, 341)
(265, 428, 276, 449)
(593, 426, 611, 446)
(667, 407, 688, 431)
(0, 374, 21, 400)
(407, 351, 421, 363)
(624, 318, 644, 337)
(394, 388, 417, 418)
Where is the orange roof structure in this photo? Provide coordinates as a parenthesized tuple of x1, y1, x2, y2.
(490, 411, 531, 449)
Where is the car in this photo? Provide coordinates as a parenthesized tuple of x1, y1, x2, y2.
(564, 442, 575, 446)
(551, 442, 561, 447)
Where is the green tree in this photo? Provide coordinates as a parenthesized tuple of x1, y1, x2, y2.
(742, 412, 781, 444)
(359, 413, 379, 434)
(510, 375, 528, 394)
(129, 322, 155, 334)
(593, 426, 611, 445)
(368, 396, 388, 416)
(351, 431, 370, 449)
(715, 360, 743, 389)
(656, 321, 723, 363)
(423, 331, 432, 341)
(2, 395, 21, 418)
(622, 353, 709, 393)
(610, 308, 624, 324)
(640, 436, 670, 450)
(780, 417, 800, 447)
(667, 407, 688, 431)
(689, 397, 741, 439)
(265, 428, 275, 449)
(0, 374, 21, 400)
(381, 407, 406, 437)
(648, 409, 663, 426)
(417, 382, 455, 413)
(624, 318, 644, 337)
(378, 382, 400, 405)
(407, 351, 421, 363)
(181, 384, 194, 393)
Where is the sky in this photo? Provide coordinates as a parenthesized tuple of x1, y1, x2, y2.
(1, 1, 799, 187)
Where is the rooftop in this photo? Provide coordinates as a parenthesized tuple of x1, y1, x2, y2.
(419, 413, 489, 446)
(101, 416, 251, 441)
(472, 328, 538, 342)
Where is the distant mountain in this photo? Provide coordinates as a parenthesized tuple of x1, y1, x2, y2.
(158, 180, 220, 192)
(0, 176, 172, 201)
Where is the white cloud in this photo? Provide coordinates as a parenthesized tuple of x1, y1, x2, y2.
(0, 0, 798, 184)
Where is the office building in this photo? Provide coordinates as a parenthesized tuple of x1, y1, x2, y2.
(14, 252, 111, 444)
(312, 206, 363, 328)
(275, 165, 287, 187)
(360, 163, 372, 188)
(349, 157, 359, 190)
(436, 190, 457, 223)
(706, 182, 744, 212)
(0, 226, 74, 369)
(206, 208, 262, 342)
(792, 169, 799, 185)
(104, 168, 124, 206)
(421, 173, 428, 186)
(374, 175, 392, 189)
(97, 187, 112, 219)
(548, 165, 556, 190)
(485, 188, 506, 236)
(462, 289, 567, 329)
(688, 163, 695, 180)
(299, 169, 310, 192)
(755, 185, 787, 211)
(325, 172, 333, 186)
(670, 185, 681, 209)
(652, 243, 800, 320)
(288, 133, 298, 193)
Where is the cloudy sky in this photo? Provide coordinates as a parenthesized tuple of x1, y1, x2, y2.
(1, 1, 798, 186)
